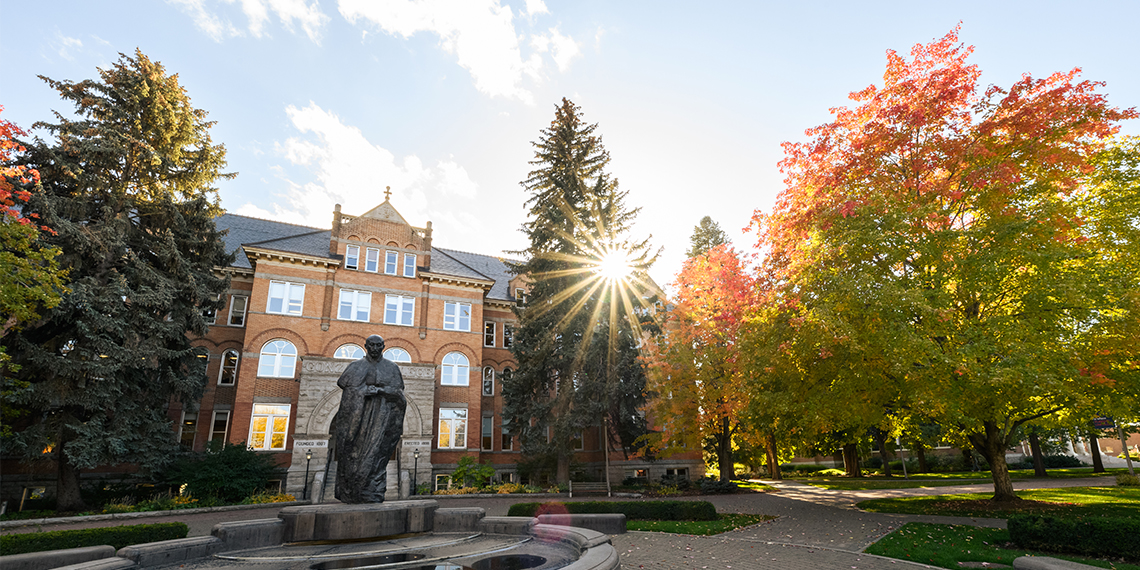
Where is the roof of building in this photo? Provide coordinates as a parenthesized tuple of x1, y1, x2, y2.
(215, 213, 519, 301)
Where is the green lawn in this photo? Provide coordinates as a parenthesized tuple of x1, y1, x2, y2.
(626, 513, 775, 535)
(865, 522, 1139, 570)
(735, 481, 776, 492)
(858, 486, 1139, 519)
(785, 467, 1126, 491)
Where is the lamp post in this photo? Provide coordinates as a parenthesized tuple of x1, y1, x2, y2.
(302, 449, 313, 500)
(412, 449, 420, 496)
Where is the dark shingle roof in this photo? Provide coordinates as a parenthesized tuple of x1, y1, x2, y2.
(215, 214, 518, 301)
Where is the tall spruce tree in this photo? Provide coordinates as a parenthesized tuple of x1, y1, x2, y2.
(686, 216, 728, 258)
(0, 50, 233, 511)
(504, 98, 656, 484)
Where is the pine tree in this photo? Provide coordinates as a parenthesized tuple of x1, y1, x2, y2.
(504, 98, 656, 484)
(686, 216, 728, 258)
(0, 51, 233, 511)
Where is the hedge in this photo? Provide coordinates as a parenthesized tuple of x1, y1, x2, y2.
(1008, 515, 1140, 561)
(507, 500, 717, 521)
(0, 522, 189, 556)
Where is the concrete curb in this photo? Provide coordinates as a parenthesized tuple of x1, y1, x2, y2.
(0, 501, 310, 530)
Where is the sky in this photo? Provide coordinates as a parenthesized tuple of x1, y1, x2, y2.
(2, 1, 1138, 287)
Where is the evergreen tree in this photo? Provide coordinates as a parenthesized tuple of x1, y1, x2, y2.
(0, 51, 233, 511)
(504, 98, 656, 483)
(686, 216, 729, 258)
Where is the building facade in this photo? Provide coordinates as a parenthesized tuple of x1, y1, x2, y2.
(181, 198, 701, 500)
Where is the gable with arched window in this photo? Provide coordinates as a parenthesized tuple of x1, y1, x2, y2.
(258, 340, 297, 378)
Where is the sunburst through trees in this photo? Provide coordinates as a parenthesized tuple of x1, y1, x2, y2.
(503, 98, 659, 484)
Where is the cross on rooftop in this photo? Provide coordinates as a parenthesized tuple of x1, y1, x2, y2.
(384, 186, 392, 201)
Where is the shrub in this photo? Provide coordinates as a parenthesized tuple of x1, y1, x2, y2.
(0, 522, 188, 555)
(450, 455, 496, 488)
(434, 486, 481, 495)
(243, 492, 296, 504)
(1117, 473, 1140, 487)
(162, 442, 279, 504)
(507, 500, 718, 521)
(1041, 455, 1084, 468)
(1008, 514, 1140, 561)
(697, 477, 739, 494)
(496, 482, 526, 494)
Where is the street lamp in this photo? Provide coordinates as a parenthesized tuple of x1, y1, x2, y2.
(302, 449, 313, 500)
(412, 449, 420, 496)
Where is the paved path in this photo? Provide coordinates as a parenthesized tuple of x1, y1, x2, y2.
(1, 476, 1118, 569)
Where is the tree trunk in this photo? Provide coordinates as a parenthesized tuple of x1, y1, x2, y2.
(874, 430, 893, 477)
(717, 417, 733, 482)
(56, 450, 87, 512)
(1088, 435, 1105, 473)
(765, 431, 782, 480)
(915, 445, 928, 473)
(1027, 430, 1048, 478)
(967, 421, 1018, 503)
(842, 443, 861, 477)
(556, 453, 570, 484)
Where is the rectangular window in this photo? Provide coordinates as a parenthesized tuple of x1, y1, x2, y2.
(385, 251, 398, 275)
(266, 281, 304, 316)
(385, 295, 415, 326)
(435, 474, 451, 491)
(179, 410, 198, 448)
(210, 410, 230, 443)
(501, 426, 513, 451)
(443, 302, 471, 331)
(365, 248, 380, 272)
(482, 415, 493, 451)
(218, 351, 239, 385)
(403, 253, 416, 277)
(338, 289, 372, 322)
(571, 431, 584, 451)
(438, 408, 467, 449)
(515, 288, 526, 304)
(345, 245, 360, 270)
(503, 325, 513, 348)
(484, 322, 496, 347)
(249, 404, 290, 451)
(228, 295, 248, 326)
(202, 295, 218, 325)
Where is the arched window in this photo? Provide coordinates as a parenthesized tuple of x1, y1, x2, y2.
(218, 350, 240, 385)
(334, 344, 363, 360)
(384, 347, 411, 363)
(482, 367, 495, 396)
(258, 340, 297, 378)
(441, 352, 469, 386)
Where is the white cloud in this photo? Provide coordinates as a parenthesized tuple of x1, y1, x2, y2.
(167, 0, 328, 43)
(523, 0, 548, 17)
(239, 102, 479, 227)
(53, 33, 83, 61)
(339, 0, 577, 103)
(544, 27, 579, 72)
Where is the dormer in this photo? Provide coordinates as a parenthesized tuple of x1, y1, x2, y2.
(329, 188, 433, 272)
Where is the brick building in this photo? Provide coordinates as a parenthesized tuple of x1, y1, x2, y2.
(180, 197, 701, 500)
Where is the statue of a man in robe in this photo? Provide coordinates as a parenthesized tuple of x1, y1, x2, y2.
(332, 335, 407, 503)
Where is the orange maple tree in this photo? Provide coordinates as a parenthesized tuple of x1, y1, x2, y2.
(752, 28, 1137, 501)
(644, 243, 756, 481)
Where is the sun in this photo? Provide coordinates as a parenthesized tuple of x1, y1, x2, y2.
(595, 247, 632, 282)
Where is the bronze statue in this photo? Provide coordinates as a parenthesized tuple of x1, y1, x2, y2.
(332, 335, 407, 503)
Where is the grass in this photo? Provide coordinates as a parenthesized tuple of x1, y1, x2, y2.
(865, 522, 1139, 570)
(858, 486, 1140, 519)
(735, 481, 777, 492)
(626, 513, 775, 535)
(786, 467, 1128, 490)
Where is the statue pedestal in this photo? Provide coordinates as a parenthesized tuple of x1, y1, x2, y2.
(279, 499, 439, 542)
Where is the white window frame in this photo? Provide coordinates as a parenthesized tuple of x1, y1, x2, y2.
(210, 410, 230, 444)
(438, 408, 467, 449)
(248, 403, 290, 451)
(501, 418, 513, 451)
(179, 409, 198, 448)
(515, 288, 526, 304)
(266, 281, 304, 316)
(258, 339, 297, 378)
(384, 295, 415, 326)
(443, 302, 471, 331)
(334, 344, 364, 360)
(383, 347, 411, 363)
(385, 251, 399, 275)
(218, 349, 240, 385)
(228, 295, 248, 326)
(203, 295, 218, 325)
(403, 253, 417, 277)
(482, 367, 495, 397)
(338, 289, 372, 322)
(503, 325, 513, 348)
(482, 414, 494, 451)
(484, 321, 496, 347)
(345, 245, 360, 270)
(441, 352, 470, 386)
(365, 247, 380, 273)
